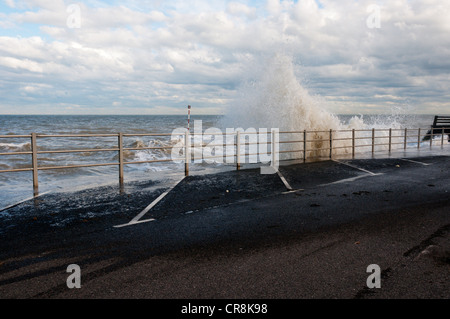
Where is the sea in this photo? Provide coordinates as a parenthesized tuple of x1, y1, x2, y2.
(0, 113, 442, 210)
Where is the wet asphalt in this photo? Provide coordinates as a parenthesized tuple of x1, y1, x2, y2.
(0, 155, 449, 302)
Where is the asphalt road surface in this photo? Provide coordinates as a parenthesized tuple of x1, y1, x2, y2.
(0, 155, 449, 304)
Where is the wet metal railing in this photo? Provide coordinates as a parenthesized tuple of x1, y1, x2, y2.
(0, 127, 448, 195)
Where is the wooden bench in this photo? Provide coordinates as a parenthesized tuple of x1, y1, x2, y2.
(422, 115, 450, 141)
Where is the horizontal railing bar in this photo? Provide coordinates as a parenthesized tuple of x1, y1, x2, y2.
(279, 150, 303, 153)
(307, 130, 333, 133)
(122, 133, 173, 137)
(198, 141, 272, 147)
(3, 128, 444, 140)
(390, 142, 408, 145)
(353, 136, 374, 140)
(354, 144, 375, 148)
(279, 131, 306, 134)
(37, 148, 119, 154)
(199, 143, 232, 148)
(305, 139, 332, 143)
(0, 135, 31, 138)
(191, 144, 228, 148)
(278, 140, 303, 144)
(124, 159, 174, 164)
(191, 132, 259, 136)
(0, 167, 33, 173)
(242, 141, 270, 145)
(308, 147, 333, 152)
(201, 154, 236, 160)
(373, 143, 392, 146)
(331, 138, 352, 141)
(0, 151, 32, 155)
(124, 146, 173, 151)
(38, 162, 119, 170)
(348, 136, 404, 140)
(199, 154, 239, 159)
(332, 146, 353, 150)
(37, 134, 119, 138)
(247, 152, 272, 156)
(303, 155, 334, 159)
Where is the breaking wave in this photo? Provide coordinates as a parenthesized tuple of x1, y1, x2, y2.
(221, 53, 418, 159)
(0, 142, 31, 152)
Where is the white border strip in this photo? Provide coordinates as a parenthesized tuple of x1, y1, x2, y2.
(332, 159, 378, 176)
(277, 169, 293, 191)
(114, 218, 156, 228)
(0, 191, 51, 213)
(400, 158, 431, 166)
(319, 174, 380, 186)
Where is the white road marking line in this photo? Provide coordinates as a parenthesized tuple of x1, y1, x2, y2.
(130, 189, 172, 223)
(0, 191, 51, 213)
(113, 177, 184, 228)
(113, 218, 156, 228)
(281, 189, 304, 194)
(277, 169, 293, 191)
(400, 158, 431, 166)
(332, 159, 378, 176)
(318, 173, 382, 186)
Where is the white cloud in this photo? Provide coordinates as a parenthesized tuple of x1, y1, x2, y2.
(0, 56, 44, 72)
(4, 0, 15, 8)
(23, 0, 66, 11)
(20, 83, 52, 93)
(226, 2, 256, 19)
(0, 0, 449, 115)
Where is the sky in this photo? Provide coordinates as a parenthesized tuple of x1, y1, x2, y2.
(0, 0, 449, 115)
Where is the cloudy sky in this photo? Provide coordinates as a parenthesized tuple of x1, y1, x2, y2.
(0, 0, 449, 115)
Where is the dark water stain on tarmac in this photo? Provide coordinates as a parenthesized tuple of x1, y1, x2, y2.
(0, 179, 168, 239)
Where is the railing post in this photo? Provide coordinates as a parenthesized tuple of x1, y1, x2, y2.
(388, 128, 392, 153)
(303, 130, 307, 162)
(372, 128, 375, 154)
(236, 130, 241, 170)
(31, 132, 38, 195)
(418, 128, 421, 149)
(430, 128, 433, 148)
(352, 129, 355, 159)
(271, 129, 276, 165)
(118, 132, 124, 185)
(185, 130, 190, 176)
(404, 128, 407, 150)
(329, 129, 333, 159)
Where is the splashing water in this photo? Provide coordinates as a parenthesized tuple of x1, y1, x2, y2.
(221, 53, 417, 158)
(222, 53, 343, 132)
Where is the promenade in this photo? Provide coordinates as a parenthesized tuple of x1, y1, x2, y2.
(0, 151, 449, 301)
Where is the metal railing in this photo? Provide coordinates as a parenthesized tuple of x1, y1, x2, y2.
(0, 127, 448, 195)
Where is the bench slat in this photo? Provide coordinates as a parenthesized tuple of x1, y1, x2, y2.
(433, 116, 450, 127)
